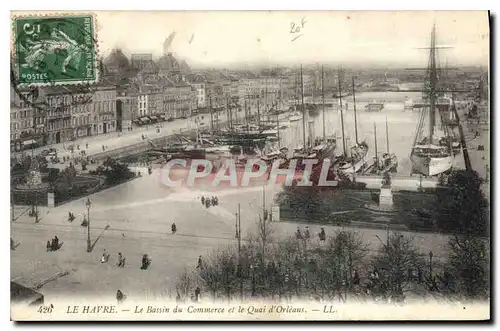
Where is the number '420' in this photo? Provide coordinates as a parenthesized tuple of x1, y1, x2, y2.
(37, 304, 53, 313)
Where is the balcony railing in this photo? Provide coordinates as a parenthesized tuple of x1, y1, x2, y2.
(47, 111, 71, 119)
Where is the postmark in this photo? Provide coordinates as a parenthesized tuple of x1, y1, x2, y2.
(12, 13, 99, 87)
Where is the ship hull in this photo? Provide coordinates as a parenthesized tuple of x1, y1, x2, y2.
(410, 154, 452, 176)
(338, 144, 369, 174)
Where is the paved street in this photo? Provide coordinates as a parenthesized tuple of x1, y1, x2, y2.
(11, 169, 451, 302)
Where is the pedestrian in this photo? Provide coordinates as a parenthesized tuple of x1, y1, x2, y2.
(117, 252, 125, 267)
(141, 254, 151, 270)
(304, 227, 310, 239)
(194, 287, 201, 302)
(116, 290, 125, 304)
(81, 214, 88, 227)
(295, 227, 303, 240)
(171, 222, 177, 234)
(319, 227, 326, 242)
(201, 196, 205, 205)
(353, 270, 360, 285)
(46, 240, 51, 252)
(197, 255, 203, 269)
(101, 249, 110, 263)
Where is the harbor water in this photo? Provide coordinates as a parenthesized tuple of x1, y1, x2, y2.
(277, 91, 423, 174)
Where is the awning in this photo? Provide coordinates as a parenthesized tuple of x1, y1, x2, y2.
(22, 139, 36, 146)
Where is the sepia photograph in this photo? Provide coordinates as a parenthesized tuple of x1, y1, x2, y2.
(9, 10, 490, 321)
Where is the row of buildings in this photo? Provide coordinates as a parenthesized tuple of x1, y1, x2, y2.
(10, 50, 324, 152)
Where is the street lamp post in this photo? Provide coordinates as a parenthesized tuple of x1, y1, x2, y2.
(86, 198, 92, 252)
(429, 250, 434, 280)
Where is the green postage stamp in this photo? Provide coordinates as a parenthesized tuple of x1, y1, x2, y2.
(12, 13, 98, 86)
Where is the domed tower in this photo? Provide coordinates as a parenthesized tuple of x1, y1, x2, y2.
(103, 49, 131, 75)
(157, 52, 180, 72)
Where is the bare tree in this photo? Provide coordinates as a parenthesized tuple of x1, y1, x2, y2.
(330, 230, 368, 283)
(197, 250, 223, 302)
(369, 232, 425, 302)
(444, 234, 489, 299)
(216, 246, 239, 303)
(175, 268, 196, 303)
(257, 213, 274, 265)
(312, 230, 367, 302)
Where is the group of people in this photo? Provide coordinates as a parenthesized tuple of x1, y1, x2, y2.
(175, 287, 202, 304)
(98, 249, 128, 268)
(295, 226, 327, 242)
(46, 236, 61, 252)
(200, 196, 219, 209)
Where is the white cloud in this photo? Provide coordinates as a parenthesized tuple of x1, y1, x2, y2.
(96, 11, 489, 67)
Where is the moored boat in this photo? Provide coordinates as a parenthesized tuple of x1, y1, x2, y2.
(411, 144, 452, 176)
(410, 24, 453, 177)
(289, 111, 303, 122)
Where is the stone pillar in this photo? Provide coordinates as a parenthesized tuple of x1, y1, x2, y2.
(47, 192, 55, 208)
(271, 205, 280, 223)
(379, 187, 393, 208)
(379, 171, 393, 209)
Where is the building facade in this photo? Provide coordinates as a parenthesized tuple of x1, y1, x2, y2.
(131, 54, 154, 70)
(116, 88, 137, 130)
(162, 84, 196, 119)
(92, 86, 117, 135)
(10, 88, 46, 152)
(42, 85, 117, 145)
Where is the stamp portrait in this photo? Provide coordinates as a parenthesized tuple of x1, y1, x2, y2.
(12, 14, 98, 86)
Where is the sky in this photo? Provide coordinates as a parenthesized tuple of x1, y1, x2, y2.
(92, 11, 489, 68)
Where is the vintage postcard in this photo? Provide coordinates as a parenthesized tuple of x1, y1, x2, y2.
(10, 10, 490, 321)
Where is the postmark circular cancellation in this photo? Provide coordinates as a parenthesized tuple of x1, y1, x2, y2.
(10, 12, 101, 110)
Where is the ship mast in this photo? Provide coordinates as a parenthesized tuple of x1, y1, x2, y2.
(385, 116, 390, 153)
(352, 76, 359, 145)
(338, 66, 346, 157)
(321, 64, 326, 139)
(428, 23, 438, 143)
(209, 96, 214, 132)
(257, 98, 261, 128)
(374, 122, 378, 171)
(300, 65, 307, 149)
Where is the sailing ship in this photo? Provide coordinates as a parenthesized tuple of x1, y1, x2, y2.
(365, 101, 385, 112)
(366, 119, 398, 174)
(291, 65, 336, 168)
(337, 75, 369, 175)
(410, 24, 453, 177)
(289, 111, 303, 122)
(333, 91, 352, 98)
